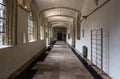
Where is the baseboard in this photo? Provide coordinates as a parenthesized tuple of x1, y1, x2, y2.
(67, 43, 103, 79)
(7, 47, 46, 79)
(67, 43, 112, 79)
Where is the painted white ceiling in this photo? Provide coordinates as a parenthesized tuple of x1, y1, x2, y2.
(52, 24, 69, 29)
(49, 20, 72, 24)
(47, 16, 73, 22)
(35, 0, 84, 27)
(35, 0, 84, 11)
(20, 0, 104, 28)
(46, 15, 73, 27)
(52, 23, 69, 27)
(43, 8, 78, 18)
(50, 20, 72, 27)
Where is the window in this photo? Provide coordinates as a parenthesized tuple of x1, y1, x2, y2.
(0, 0, 17, 47)
(40, 24, 44, 40)
(77, 15, 81, 40)
(0, 0, 5, 46)
(28, 12, 34, 42)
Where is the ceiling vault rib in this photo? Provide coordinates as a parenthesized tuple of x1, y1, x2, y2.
(44, 15, 74, 20)
(39, 7, 81, 16)
(45, 15, 74, 27)
(49, 20, 72, 26)
(46, 15, 75, 25)
(50, 22, 70, 28)
(51, 22, 70, 26)
(50, 20, 72, 24)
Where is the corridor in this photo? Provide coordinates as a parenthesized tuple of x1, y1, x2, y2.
(32, 41, 94, 79)
(1, 0, 120, 79)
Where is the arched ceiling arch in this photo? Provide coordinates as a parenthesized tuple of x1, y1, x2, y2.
(18, 0, 85, 29)
(51, 23, 68, 27)
(46, 15, 74, 23)
(39, 7, 80, 25)
(52, 25, 68, 29)
(36, 0, 83, 23)
(39, 7, 81, 15)
(35, 0, 84, 12)
(45, 15, 74, 20)
(48, 19, 72, 27)
(49, 20, 72, 28)
(50, 21, 71, 26)
(18, 0, 83, 20)
(43, 9, 78, 18)
(46, 18, 72, 29)
(51, 24, 68, 29)
(45, 15, 74, 28)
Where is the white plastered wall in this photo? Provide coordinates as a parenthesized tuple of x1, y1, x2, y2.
(0, 6, 46, 79)
(75, 0, 120, 79)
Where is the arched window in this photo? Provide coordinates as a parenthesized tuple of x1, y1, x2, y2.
(28, 11, 34, 42)
(0, 0, 5, 46)
(40, 24, 44, 40)
(0, 0, 17, 47)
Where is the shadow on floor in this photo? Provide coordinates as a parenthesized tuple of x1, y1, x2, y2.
(16, 50, 48, 79)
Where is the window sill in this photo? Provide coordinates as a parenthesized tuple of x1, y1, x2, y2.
(0, 45, 13, 49)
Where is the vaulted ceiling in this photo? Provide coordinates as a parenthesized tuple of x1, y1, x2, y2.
(18, 0, 108, 28)
(36, 0, 85, 28)
(18, 0, 85, 28)
(35, 0, 84, 11)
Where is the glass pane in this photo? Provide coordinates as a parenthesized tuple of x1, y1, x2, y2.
(0, 34, 2, 45)
(0, 0, 3, 4)
(0, 5, 5, 17)
(0, 19, 3, 32)
(28, 12, 34, 42)
(0, 32, 5, 45)
(0, 0, 5, 46)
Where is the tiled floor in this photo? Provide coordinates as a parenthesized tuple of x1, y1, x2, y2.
(32, 41, 94, 79)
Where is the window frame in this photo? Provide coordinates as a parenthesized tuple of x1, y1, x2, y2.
(0, 0, 18, 48)
(40, 24, 45, 40)
(0, 0, 6, 46)
(28, 11, 35, 42)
